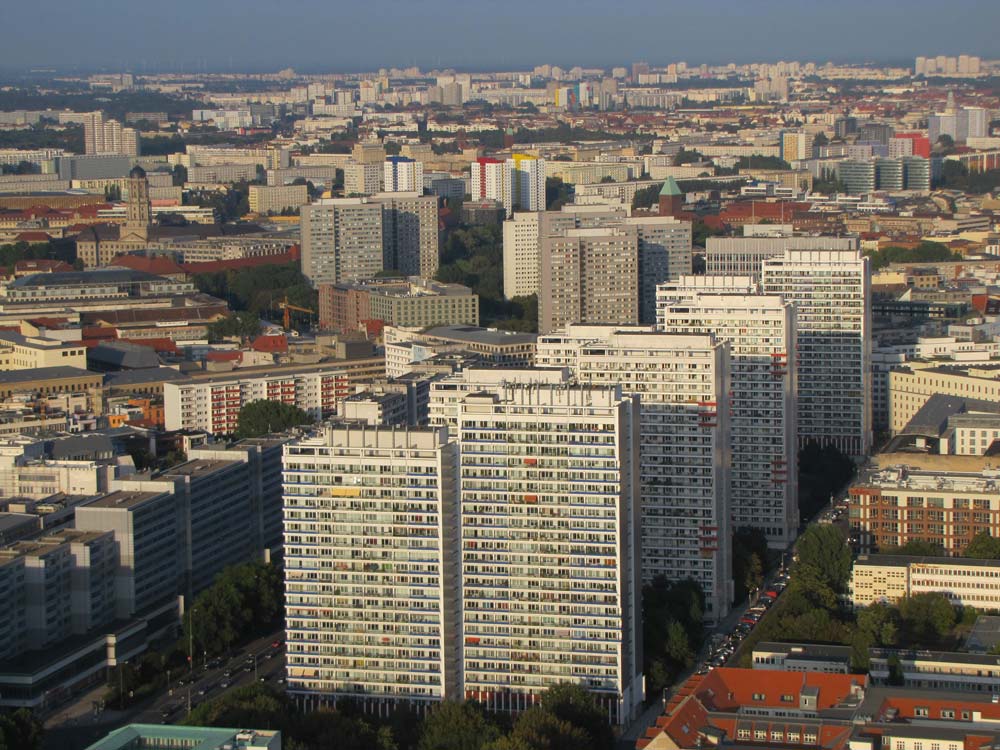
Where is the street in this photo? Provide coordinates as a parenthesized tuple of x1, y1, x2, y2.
(41, 628, 285, 750)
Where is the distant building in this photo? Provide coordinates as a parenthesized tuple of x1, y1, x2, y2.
(83, 112, 139, 157)
(318, 277, 478, 333)
(383, 156, 423, 193)
(248, 184, 308, 214)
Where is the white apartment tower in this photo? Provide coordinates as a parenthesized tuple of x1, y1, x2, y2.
(283, 425, 460, 709)
(761, 248, 871, 458)
(503, 155, 546, 217)
(300, 198, 384, 285)
(535, 326, 732, 620)
(657, 275, 799, 548)
(383, 157, 424, 193)
(458, 383, 643, 723)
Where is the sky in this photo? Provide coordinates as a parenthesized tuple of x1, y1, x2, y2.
(1, 0, 998, 73)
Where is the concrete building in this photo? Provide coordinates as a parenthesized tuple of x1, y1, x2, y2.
(850, 554, 1000, 611)
(383, 325, 536, 378)
(458, 384, 643, 723)
(888, 365, 1000, 435)
(83, 113, 139, 157)
(283, 425, 460, 708)
(539, 226, 639, 334)
(248, 184, 309, 214)
(705, 235, 859, 279)
(163, 361, 383, 433)
(300, 198, 384, 285)
(343, 161, 382, 196)
(761, 248, 871, 457)
(536, 327, 733, 620)
(375, 192, 439, 278)
(318, 277, 478, 333)
(84, 725, 280, 750)
(383, 156, 423, 193)
(657, 276, 798, 548)
(868, 648, 1000, 692)
(503, 155, 546, 217)
(780, 131, 814, 162)
(0, 330, 86, 371)
(751, 643, 851, 673)
(470, 158, 505, 205)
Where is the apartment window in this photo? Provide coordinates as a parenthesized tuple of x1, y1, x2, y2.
(752, 692, 765, 701)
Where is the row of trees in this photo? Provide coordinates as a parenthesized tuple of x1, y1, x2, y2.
(185, 683, 614, 750)
(0, 239, 77, 269)
(643, 578, 706, 699)
(737, 524, 970, 671)
(864, 241, 960, 271)
(882, 530, 1000, 559)
(0, 710, 42, 750)
(935, 160, 1000, 194)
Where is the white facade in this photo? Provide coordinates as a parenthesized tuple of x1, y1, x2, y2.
(470, 159, 505, 204)
(850, 554, 1000, 611)
(458, 384, 643, 723)
(657, 276, 799, 548)
(761, 248, 872, 458)
(383, 158, 424, 193)
(535, 326, 732, 620)
(502, 212, 542, 299)
(283, 425, 460, 706)
(163, 366, 353, 433)
(503, 156, 546, 217)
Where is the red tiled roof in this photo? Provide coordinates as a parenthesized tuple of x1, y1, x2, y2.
(14, 231, 55, 243)
(15, 259, 74, 273)
(179, 246, 299, 274)
(120, 337, 179, 354)
(205, 351, 242, 362)
(696, 668, 861, 712)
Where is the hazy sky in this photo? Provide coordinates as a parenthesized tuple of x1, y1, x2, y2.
(2, 0, 998, 73)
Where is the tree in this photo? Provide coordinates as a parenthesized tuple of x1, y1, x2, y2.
(507, 706, 590, 750)
(881, 539, 947, 557)
(936, 134, 955, 150)
(235, 400, 311, 439)
(0, 709, 43, 750)
(795, 524, 852, 597)
(898, 593, 957, 646)
(545, 177, 573, 210)
(208, 311, 261, 342)
(540, 684, 614, 750)
(632, 184, 661, 210)
(798, 441, 855, 521)
(964, 531, 1000, 560)
(172, 164, 188, 186)
(733, 527, 769, 603)
(419, 701, 501, 750)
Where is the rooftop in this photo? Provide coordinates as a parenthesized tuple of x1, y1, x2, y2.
(0, 366, 100, 385)
(423, 324, 537, 346)
(9, 269, 167, 288)
(82, 490, 171, 510)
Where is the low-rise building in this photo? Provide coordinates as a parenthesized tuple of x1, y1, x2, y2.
(850, 554, 1000, 610)
(248, 184, 309, 215)
(84, 725, 281, 750)
(318, 277, 478, 333)
(751, 642, 852, 673)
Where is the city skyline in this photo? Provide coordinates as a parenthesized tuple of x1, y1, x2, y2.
(1, 0, 998, 72)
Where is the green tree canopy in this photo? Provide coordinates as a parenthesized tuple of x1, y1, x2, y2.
(418, 701, 501, 750)
(208, 311, 262, 342)
(964, 531, 1000, 559)
(235, 400, 312, 439)
(898, 593, 957, 646)
(865, 241, 960, 271)
(793, 524, 852, 607)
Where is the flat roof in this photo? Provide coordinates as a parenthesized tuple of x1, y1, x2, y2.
(82, 490, 170, 509)
(10, 269, 167, 288)
(163, 459, 235, 477)
(0, 366, 100, 384)
(423, 325, 537, 346)
(854, 553, 1000, 569)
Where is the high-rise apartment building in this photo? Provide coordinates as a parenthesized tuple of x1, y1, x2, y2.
(83, 112, 140, 157)
(535, 327, 732, 619)
(470, 158, 505, 203)
(343, 161, 383, 196)
(539, 226, 639, 334)
(657, 276, 798, 548)
(761, 249, 871, 457)
(779, 131, 814, 162)
(283, 425, 460, 708)
(458, 383, 643, 723)
(383, 156, 424, 193)
(376, 192, 439, 277)
(301, 198, 384, 285)
(503, 155, 546, 217)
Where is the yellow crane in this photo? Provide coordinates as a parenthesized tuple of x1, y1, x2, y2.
(278, 297, 315, 332)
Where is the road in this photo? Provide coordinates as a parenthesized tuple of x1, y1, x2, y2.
(42, 629, 285, 750)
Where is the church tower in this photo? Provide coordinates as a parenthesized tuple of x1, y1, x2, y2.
(123, 165, 151, 242)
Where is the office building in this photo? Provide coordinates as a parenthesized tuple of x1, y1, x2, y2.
(868, 648, 1000, 692)
(83, 112, 139, 157)
(343, 161, 383, 196)
(849, 463, 1000, 555)
(318, 277, 478, 333)
(383, 156, 423, 193)
(283, 425, 460, 708)
(539, 226, 639, 334)
(248, 184, 308, 214)
(761, 248, 871, 457)
(0, 330, 86, 371)
(887, 366, 1000, 435)
(751, 643, 851, 673)
(657, 277, 798, 548)
(536, 327, 732, 619)
(300, 198, 384, 285)
(850, 554, 1000, 610)
(836, 160, 876, 194)
(384, 325, 537, 378)
(458, 383, 643, 723)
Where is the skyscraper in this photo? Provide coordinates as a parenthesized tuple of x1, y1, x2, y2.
(535, 327, 733, 620)
(83, 112, 140, 156)
(657, 276, 799, 549)
(375, 192, 439, 277)
(283, 425, 460, 709)
(761, 248, 871, 458)
(458, 383, 643, 723)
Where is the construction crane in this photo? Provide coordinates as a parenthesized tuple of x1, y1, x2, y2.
(278, 297, 315, 332)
